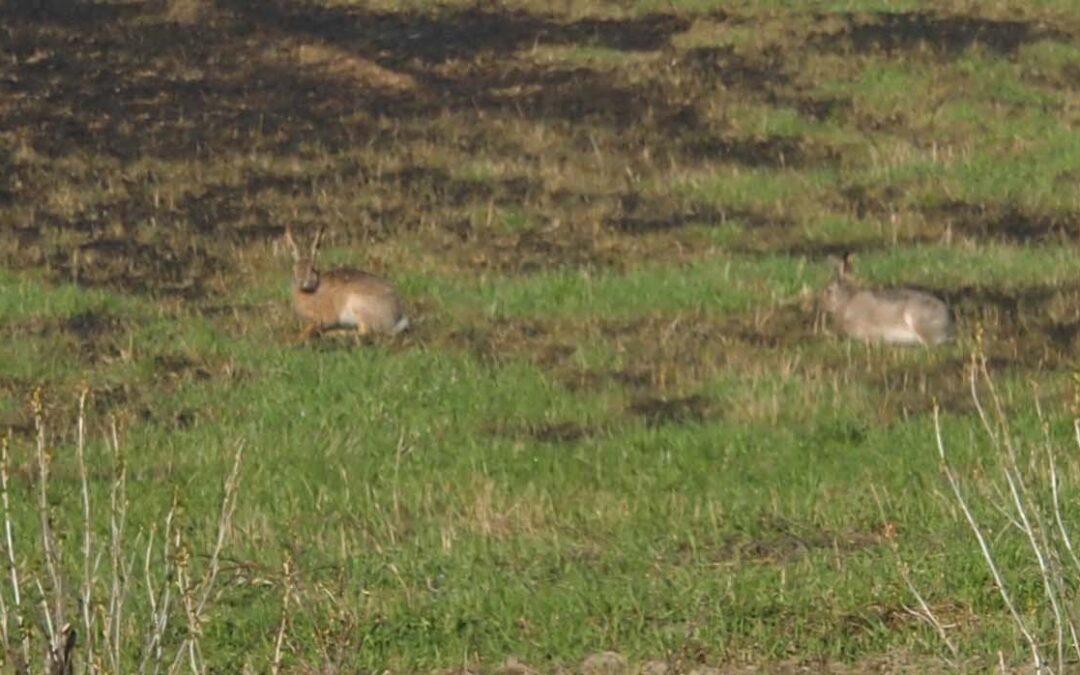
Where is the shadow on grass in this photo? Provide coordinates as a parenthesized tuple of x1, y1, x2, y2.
(1, 1, 1074, 297)
(812, 11, 1072, 57)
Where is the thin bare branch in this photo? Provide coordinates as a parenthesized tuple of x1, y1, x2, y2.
(107, 415, 128, 674)
(0, 432, 27, 665)
(934, 406, 1044, 671)
(1061, 422, 1080, 576)
(139, 499, 177, 675)
(870, 484, 958, 660)
(33, 388, 66, 665)
(194, 442, 244, 618)
(76, 386, 96, 668)
(270, 555, 293, 675)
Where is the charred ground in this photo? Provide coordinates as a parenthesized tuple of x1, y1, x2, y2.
(1, 0, 1079, 672)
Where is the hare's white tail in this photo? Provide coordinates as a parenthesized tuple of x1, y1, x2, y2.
(391, 316, 411, 335)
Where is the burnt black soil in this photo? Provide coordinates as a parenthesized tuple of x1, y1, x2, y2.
(2, 1, 1077, 428)
(811, 11, 1070, 57)
(4, 2, 1072, 290)
(0, 0, 878, 293)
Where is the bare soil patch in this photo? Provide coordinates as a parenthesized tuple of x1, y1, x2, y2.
(0, 0, 873, 293)
(2, 309, 126, 364)
(923, 201, 1080, 245)
(490, 420, 606, 445)
(676, 517, 886, 566)
(811, 11, 1072, 57)
(606, 196, 726, 235)
(628, 394, 719, 427)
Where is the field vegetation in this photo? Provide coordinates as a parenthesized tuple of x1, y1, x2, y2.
(1, 0, 1079, 671)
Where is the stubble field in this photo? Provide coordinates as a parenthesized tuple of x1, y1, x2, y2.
(1, 0, 1080, 672)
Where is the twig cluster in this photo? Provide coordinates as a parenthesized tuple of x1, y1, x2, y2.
(0, 387, 244, 674)
(934, 345, 1080, 673)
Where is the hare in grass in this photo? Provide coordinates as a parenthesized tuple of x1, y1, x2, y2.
(822, 252, 954, 347)
(284, 224, 409, 341)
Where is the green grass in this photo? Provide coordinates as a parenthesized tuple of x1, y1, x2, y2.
(2, 0, 1080, 672)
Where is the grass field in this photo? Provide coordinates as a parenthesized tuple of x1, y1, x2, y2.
(1, 0, 1080, 672)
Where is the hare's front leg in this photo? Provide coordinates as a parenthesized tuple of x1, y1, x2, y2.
(297, 323, 321, 342)
(348, 319, 372, 347)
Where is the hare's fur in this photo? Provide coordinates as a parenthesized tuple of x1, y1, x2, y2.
(285, 225, 409, 339)
(823, 254, 954, 347)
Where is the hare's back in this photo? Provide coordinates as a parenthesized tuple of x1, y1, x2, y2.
(323, 268, 407, 333)
(321, 269, 398, 295)
(846, 288, 953, 344)
(875, 288, 946, 309)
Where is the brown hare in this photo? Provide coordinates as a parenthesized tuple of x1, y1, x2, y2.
(284, 225, 409, 341)
(823, 253, 954, 347)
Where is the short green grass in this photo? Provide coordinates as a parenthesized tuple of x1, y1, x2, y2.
(2, 0, 1080, 672)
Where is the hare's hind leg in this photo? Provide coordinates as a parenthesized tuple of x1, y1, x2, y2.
(903, 311, 931, 347)
(341, 297, 372, 342)
(350, 319, 372, 346)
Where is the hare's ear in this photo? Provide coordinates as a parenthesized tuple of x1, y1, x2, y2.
(826, 253, 845, 280)
(283, 224, 300, 259)
(310, 224, 326, 260)
(838, 251, 854, 280)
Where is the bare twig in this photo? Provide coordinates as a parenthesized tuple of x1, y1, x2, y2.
(270, 555, 293, 675)
(871, 485, 958, 660)
(171, 441, 244, 675)
(934, 405, 1044, 671)
(33, 388, 67, 672)
(1050, 423, 1080, 663)
(1002, 461, 1066, 672)
(138, 498, 177, 675)
(1, 389, 245, 675)
(1059, 422, 1080, 576)
(106, 415, 129, 675)
(195, 442, 244, 619)
(0, 569, 7, 653)
(76, 385, 96, 669)
(1, 431, 29, 667)
(899, 560, 958, 659)
(978, 363, 1075, 670)
(968, 351, 999, 446)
